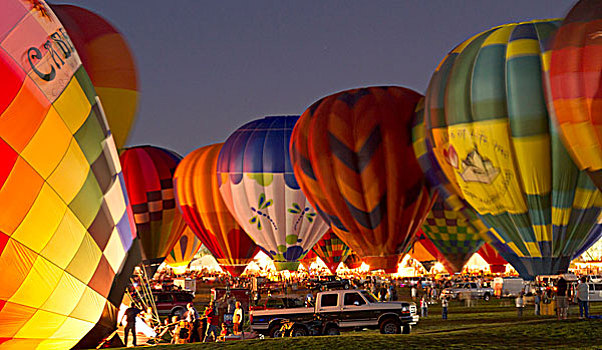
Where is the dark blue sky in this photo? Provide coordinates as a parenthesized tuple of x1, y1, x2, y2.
(58, 0, 573, 156)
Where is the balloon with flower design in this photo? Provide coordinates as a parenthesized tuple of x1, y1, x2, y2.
(217, 116, 330, 271)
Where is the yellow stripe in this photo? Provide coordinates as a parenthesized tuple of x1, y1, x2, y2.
(573, 188, 599, 210)
(559, 121, 602, 171)
(490, 228, 506, 244)
(512, 135, 551, 195)
(483, 25, 513, 46)
(541, 51, 551, 72)
(552, 207, 571, 227)
(507, 242, 525, 257)
(507, 39, 540, 59)
(532, 224, 551, 242)
(525, 242, 542, 257)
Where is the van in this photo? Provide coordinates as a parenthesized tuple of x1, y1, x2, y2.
(493, 277, 525, 297)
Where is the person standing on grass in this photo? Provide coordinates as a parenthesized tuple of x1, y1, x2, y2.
(534, 290, 541, 316)
(516, 291, 525, 317)
(411, 285, 417, 301)
(121, 303, 142, 347)
(203, 301, 220, 342)
(441, 296, 449, 320)
(556, 276, 569, 320)
(577, 277, 589, 319)
(420, 295, 428, 317)
(233, 301, 243, 337)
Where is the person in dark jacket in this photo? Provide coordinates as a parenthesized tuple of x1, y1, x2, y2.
(121, 303, 142, 347)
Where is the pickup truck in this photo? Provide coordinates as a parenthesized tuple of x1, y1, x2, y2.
(440, 282, 494, 301)
(306, 275, 351, 291)
(250, 289, 418, 337)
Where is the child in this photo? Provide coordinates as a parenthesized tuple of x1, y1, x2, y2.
(516, 291, 525, 317)
(420, 295, 428, 318)
(441, 296, 449, 320)
(217, 323, 229, 342)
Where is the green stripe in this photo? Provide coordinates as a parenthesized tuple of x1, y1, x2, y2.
(472, 44, 508, 121)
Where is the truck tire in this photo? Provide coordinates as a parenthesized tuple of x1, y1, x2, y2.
(324, 325, 340, 336)
(291, 325, 308, 337)
(402, 324, 411, 334)
(483, 293, 491, 301)
(170, 307, 185, 319)
(379, 318, 401, 334)
(269, 323, 283, 338)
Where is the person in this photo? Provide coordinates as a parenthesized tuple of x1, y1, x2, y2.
(391, 284, 398, 301)
(411, 285, 417, 301)
(441, 296, 449, 320)
(217, 323, 229, 341)
(534, 290, 541, 316)
(577, 277, 590, 319)
(233, 301, 243, 336)
(556, 276, 569, 320)
(420, 295, 428, 317)
(203, 301, 220, 342)
(516, 291, 524, 317)
(121, 303, 142, 347)
(186, 303, 201, 342)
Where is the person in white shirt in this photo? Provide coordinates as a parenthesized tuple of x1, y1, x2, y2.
(577, 277, 589, 319)
(233, 301, 244, 336)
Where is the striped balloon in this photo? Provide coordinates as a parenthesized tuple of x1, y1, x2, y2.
(477, 243, 507, 274)
(165, 225, 202, 268)
(174, 143, 259, 277)
(311, 230, 351, 274)
(546, 0, 602, 190)
(291, 86, 434, 271)
(423, 19, 602, 279)
(120, 146, 184, 262)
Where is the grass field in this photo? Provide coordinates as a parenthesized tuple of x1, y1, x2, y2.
(115, 295, 602, 349)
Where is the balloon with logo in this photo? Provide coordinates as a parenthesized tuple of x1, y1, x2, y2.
(422, 19, 602, 279)
(50, 4, 138, 149)
(165, 225, 202, 269)
(344, 253, 363, 270)
(0, 2, 136, 348)
(477, 243, 507, 274)
(218, 116, 330, 271)
(546, 0, 602, 190)
(290, 86, 434, 272)
(311, 230, 351, 274)
(120, 145, 184, 267)
(174, 143, 259, 277)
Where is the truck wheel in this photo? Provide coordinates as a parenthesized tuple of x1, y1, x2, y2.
(379, 319, 401, 334)
(483, 293, 491, 301)
(291, 326, 308, 337)
(402, 324, 411, 334)
(324, 326, 340, 336)
(170, 307, 185, 319)
(269, 324, 283, 338)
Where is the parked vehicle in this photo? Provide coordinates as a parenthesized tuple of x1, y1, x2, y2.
(250, 289, 418, 337)
(153, 290, 194, 318)
(278, 314, 341, 337)
(440, 282, 494, 301)
(587, 283, 602, 302)
(493, 277, 525, 297)
(306, 275, 351, 291)
(251, 295, 306, 310)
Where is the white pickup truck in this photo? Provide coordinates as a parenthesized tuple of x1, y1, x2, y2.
(250, 289, 418, 337)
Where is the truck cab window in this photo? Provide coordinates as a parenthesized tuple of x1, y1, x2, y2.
(344, 292, 366, 306)
(321, 294, 339, 307)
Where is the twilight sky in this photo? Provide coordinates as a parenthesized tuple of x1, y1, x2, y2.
(56, 0, 573, 156)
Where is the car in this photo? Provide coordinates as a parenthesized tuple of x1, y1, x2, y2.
(586, 283, 602, 302)
(251, 295, 306, 311)
(440, 282, 494, 301)
(153, 290, 195, 318)
(306, 275, 351, 291)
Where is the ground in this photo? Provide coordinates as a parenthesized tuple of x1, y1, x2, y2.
(113, 285, 602, 349)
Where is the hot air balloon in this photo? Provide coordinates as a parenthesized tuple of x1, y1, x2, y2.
(290, 87, 434, 271)
(218, 116, 330, 271)
(344, 253, 363, 270)
(477, 243, 507, 274)
(546, 0, 602, 190)
(0, 2, 136, 348)
(120, 146, 184, 269)
(50, 4, 138, 149)
(165, 225, 202, 269)
(311, 230, 351, 274)
(174, 143, 259, 277)
(422, 19, 602, 279)
(300, 249, 317, 270)
(408, 231, 445, 273)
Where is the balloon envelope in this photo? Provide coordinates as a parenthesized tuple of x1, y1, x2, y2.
(343, 253, 363, 270)
(50, 4, 138, 149)
(174, 143, 259, 277)
(311, 230, 351, 274)
(423, 19, 602, 279)
(165, 225, 202, 268)
(477, 243, 507, 274)
(290, 86, 434, 271)
(547, 0, 602, 189)
(218, 116, 330, 271)
(120, 146, 183, 262)
(0, 2, 136, 348)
